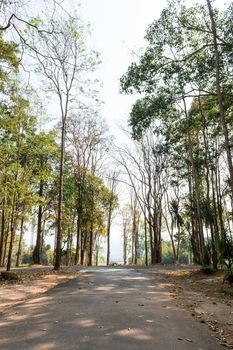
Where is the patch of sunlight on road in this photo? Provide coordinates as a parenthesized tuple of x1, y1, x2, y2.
(78, 319, 97, 327)
(114, 328, 152, 340)
(33, 343, 55, 350)
(120, 276, 149, 281)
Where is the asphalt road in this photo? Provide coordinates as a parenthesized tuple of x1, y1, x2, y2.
(0, 267, 222, 350)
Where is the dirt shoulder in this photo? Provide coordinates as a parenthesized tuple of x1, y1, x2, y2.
(0, 267, 82, 314)
(156, 268, 233, 349)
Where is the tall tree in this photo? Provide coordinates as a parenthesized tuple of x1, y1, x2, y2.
(28, 16, 100, 270)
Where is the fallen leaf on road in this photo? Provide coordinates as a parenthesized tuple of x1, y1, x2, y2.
(185, 338, 192, 342)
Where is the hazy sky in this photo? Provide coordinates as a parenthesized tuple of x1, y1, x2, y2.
(79, 0, 169, 261)
(80, 0, 167, 138)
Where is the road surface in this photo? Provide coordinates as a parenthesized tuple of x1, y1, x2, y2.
(0, 267, 222, 349)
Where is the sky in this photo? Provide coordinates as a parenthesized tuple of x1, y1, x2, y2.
(79, 0, 169, 261)
(80, 0, 167, 137)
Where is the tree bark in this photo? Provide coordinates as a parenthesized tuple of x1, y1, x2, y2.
(206, 0, 233, 200)
(54, 123, 66, 270)
(33, 180, 44, 265)
(106, 203, 112, 265)
(88, 224, 93, 266)
(0, 198, 5, 266)
(7, 196, 16, 272)
(144, 214, 148, 266)
(16, 215, 24, 267)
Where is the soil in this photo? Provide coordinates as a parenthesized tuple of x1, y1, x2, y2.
(157, 269, 233, 349)
(0, 267, 82, 313)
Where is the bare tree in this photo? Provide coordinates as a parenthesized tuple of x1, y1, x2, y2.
(115, 129, 166, 264)
(66, 109, 109, 265)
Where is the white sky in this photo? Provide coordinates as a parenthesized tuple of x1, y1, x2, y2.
(79, 0, 168, 261)
(80, 0, 167, 139)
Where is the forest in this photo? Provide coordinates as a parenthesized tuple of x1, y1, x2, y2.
(0, 0, 233, 284)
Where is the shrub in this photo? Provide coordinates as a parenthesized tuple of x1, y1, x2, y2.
(201, 265, 216, 274)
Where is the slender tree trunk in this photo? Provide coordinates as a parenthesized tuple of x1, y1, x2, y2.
(88, 224, 93, 266)
(66, 232, 73, 266)
(80, 231, 85, 265)
(144, 214, 148, 266)
(3, 221, 10, 267)
(149, 222, 155, 264)
(153, 210, 162, 264)
(123, 226, 127, 265)
(16, 216, 24, 267)
(0, 198, 5, 266)
(106, 203, 112, 265)
(206, 0, 233, 200)
(215, 162, 225, 240)
(211, 168, 220, 252)
(33, 180, 44, 265)
(75, 182, 82, 265)
(75, 215, 81, 265)
(54, 123, 66, 270)
(184, 97, 206, 264)
(135, 214, 140, 265)
(132, 210, 136, 264)
(95, 243, 99, 266)
(7, 197, 16, 272)
(200, 105, 218, 269)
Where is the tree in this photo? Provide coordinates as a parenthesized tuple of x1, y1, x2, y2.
(28, 15, 100, 270)
(66, 109, 109, 265)
(105, 170, 119, 265)
(32, 131, 58, 265)
(120, 0, 233, 268)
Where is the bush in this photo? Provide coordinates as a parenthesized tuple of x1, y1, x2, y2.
(224, 271, 233, 284)
(201, 265, 216, 274)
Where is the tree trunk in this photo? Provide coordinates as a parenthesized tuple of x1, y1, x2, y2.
(123, 226, 127, 265)
(7, 197, 16, 272)
(16, 216, 24, 267)
(200, 105, 218, 269)
(95, 244, 99, 266)
(2, 221, 10, 267)
(106, 203, 112, 265)
(184, 97, 206, 264)
(0, 198, 5, 266)
(75, 215, 81, 265)
(80, 231, 85, 265)
(144, 214, 148, 266)
(54, 123, 66, 270)
(206, 0, 233, 201)
(33, 180, 43, 265)
(88, 224, 93, 266)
